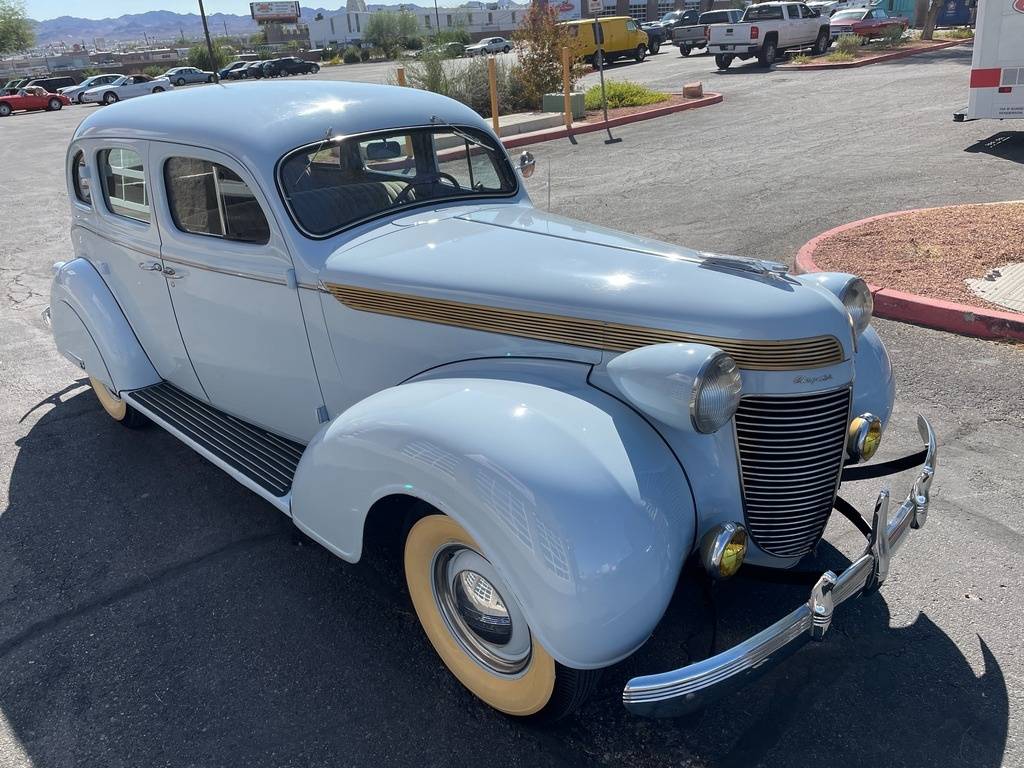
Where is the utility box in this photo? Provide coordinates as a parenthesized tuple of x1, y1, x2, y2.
(542, 91, 586, 119)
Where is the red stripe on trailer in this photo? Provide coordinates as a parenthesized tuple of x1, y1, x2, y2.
(970, 68, 1002, 88)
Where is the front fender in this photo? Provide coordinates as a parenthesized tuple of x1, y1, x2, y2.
(851, 326, 895, 429)
(50, 258, 158, 393)
(290, 371, 695, 669)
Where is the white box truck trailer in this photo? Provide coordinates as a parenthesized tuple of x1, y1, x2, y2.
(955, 0, 1024, 120)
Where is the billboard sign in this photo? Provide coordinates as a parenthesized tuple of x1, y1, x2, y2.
(555, 0, 581, 20)
(250, 1, 301, 22)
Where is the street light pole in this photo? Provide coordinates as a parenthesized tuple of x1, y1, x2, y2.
(198, 0, 220, 82)
(434, 0, 441, 34)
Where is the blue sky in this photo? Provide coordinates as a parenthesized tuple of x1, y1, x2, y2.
(26, 1, 358, 20)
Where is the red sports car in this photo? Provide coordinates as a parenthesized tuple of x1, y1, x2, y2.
(0, 86, 71, 117)
(829, 7, 908, 40)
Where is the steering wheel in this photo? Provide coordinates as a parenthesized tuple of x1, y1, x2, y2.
(393, 173, 462, 205)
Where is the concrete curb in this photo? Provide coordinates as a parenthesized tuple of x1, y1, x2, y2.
(501, 92, 723, 149)
(776, 38, 970, 70)
(794, 206, 1024, 342)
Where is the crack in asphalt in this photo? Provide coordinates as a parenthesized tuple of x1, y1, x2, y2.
(0, 531, 286, 661)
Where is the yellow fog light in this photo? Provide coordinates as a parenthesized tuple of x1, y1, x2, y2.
(700, 523, 748, 579)
(848, 413, 882, 462)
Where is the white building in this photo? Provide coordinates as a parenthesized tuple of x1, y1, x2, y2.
(307, 2, 529, 48)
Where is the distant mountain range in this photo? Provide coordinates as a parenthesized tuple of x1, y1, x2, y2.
(31, 8, 333, 46)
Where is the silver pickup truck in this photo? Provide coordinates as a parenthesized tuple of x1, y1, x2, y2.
(672, 8, 744, 56)
(708, 0, 832, 69)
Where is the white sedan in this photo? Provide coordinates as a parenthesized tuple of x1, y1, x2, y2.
(464, 36, 512, 55)
(59, 74, 121, 104)
(81, 74, 174, 105)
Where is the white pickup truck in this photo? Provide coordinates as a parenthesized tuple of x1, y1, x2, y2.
(708, 1, 832, 69)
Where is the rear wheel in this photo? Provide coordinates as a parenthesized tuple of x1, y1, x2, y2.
(503, 45, 510, 53)
(758, 38, 776, 67)
(591, 50, 603, 67)
(312, 64, 320, 73)
(715, 53, 734, 69)
(634, 44, 647, 62)
(47, 97, 62, 110)
(90, 377, 148, 429)
(649, 39, 660, 54)
(680, 43, 692, 56)
(175, 77, 186, 86)
(0, 102, 11, 117)
(152, 87, 164, 93)
(404, 514, 601, 721)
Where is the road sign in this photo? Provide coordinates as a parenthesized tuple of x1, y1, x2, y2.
(588, 0, 602, 14)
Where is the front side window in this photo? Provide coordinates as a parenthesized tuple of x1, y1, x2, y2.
(279, 126, 517, 238)
(72, 150, 91, 205)
(165, 157, 270, 244)
(100, 147, 149, 222)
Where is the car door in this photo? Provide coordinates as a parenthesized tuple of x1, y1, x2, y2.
(149, 142, 324, 442)
(799, 4, 821, 41)
(76, 140, 207, 398)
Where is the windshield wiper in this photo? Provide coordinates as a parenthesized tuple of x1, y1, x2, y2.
(429, 114, 496, 153)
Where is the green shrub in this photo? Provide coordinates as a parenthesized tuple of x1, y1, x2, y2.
(404, 35, 424, 50)
(791, 53, 812, 64)
(938, 26, 973, 39)
(834, 34, 863, 55)
(435, 28, 471, 46)
(143, 65, 165, 77)
(400, 50, 530, 117)
(343, 46, 361, 64)
(583, 81, 668, 110)
(80, 66, 101, 77)
(877, 24, 906, 48)
(826, 50, 856, 62)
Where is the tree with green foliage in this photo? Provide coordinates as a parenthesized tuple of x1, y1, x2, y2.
(364, 10, 418, 59)
(187, 42, 229, 71)
(512, 2, 584, 109)
(434, 27, 471, 46)
(0, 0, 34, 55)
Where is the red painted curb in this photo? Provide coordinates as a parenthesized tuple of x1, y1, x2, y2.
(795, 206, 1024, 342)
(776, 38, 969, 70)
(500, 92, 723, 149)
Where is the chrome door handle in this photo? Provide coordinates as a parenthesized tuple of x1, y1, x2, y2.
(138, 261, 162, 271)
(162, 266, 185, 279)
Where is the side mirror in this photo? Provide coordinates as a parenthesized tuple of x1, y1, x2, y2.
(518, 151, 536, 178)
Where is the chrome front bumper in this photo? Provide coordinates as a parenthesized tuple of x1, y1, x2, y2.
(623, 415, 937, 717)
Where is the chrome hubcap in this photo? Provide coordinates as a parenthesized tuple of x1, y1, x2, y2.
(431, 545, 531, 675)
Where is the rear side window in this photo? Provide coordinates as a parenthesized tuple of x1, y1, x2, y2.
(165, 157, 270, 244)
(100, 148, 149, 222)
(72, 150, 91, 205)
(744, 5, 784, 19)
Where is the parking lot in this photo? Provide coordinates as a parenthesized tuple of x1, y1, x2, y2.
(1, 43, 1022, 768)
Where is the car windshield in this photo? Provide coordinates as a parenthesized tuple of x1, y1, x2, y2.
(831, 9, 865, 18)
(279, 125, 517, 237)
(743, 5, 785, 19)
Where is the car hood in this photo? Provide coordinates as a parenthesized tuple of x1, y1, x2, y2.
(320, 204, 854, 355)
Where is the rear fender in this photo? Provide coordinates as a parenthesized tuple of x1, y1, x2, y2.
(290, 361, 696, 669)
(50, 258, 159, 393)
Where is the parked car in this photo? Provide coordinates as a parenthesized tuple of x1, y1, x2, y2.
(0, 86, 70, 116)
(3, 77, 31, 92)
(162, 66, 214, 86)
(27, 75, 78, 92)
(464, 36, 513, 56)
(639, 22, 668, 54)
(829, 7, 908, 40)
(241, 60, 269, 79)
(59, 74, 122, 104)
(708, 1, 832, 69)
(262, 56, 321, 76)
(219, 60, 251, 79)
(807, 0, 869, 16)
(653, 7, 699, 33)
(560, 16, 650, 66)
(81, 74, 174, 105)
(672, 8, 744, 56)
(49, 80, 938, 722)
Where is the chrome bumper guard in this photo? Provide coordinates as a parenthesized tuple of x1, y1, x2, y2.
(622, 415, 937, 718)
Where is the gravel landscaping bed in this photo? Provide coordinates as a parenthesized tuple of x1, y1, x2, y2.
(811, 201, 1024, 311)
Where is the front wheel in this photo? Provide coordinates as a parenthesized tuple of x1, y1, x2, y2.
(311, 64, 320, 73)
(175, 77, 186, 86)
(813, 29, 831, 54)
(0, 102, 11, 117)
(90, 377, 148, 428)
(634, 44, 647, 62)
(76, 93, 85, 103)
(758, 39, 776, 67)
(103, 91, 118, 104)
(47, 97, 62, 110)
(714, 53, 734, 69)
(649, 39, 660, 54)
(680, 43, 692, 56)
(152, 87, 164, 93)
(404, 514, 601, 721)
(503, 45, 510, 53)
(206, 75, 214, 82)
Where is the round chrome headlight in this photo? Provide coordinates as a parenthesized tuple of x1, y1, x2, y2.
(840, 277, 873, 335)
(690, 352, 742, 434)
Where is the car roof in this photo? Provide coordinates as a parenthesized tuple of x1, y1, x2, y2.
(72, 81, 491, 176)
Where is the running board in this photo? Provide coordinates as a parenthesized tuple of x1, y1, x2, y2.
(124, 381, 305, 512)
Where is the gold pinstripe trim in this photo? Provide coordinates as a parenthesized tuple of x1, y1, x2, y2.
(326, 283, 846, 371)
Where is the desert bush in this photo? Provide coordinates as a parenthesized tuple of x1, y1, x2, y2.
(826, 50, 856, 62)
(876, 24, 906, 48)
(360, 47, 371, 61)
(583, 81, 668, 110)
(512, 2, 585, 109)
(187, 42, 228, 71)
(404, 35, 424, 50)
(343, 46, 361, 64)
(400, 49, 530, 117)
(328, 54, 342, 65)
(790, 53, 813, 64)
(435, 28, 471, 46)
(834, 34, 863, 55)
(143, 65, 165, 77)
(938, 26, 973, 39)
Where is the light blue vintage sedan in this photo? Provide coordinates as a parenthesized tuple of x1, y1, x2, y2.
(48, 81, 936, 720)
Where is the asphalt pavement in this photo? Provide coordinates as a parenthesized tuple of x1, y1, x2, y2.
(1, 43, 1022, 768)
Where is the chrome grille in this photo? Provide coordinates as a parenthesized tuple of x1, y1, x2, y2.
(734, 388, 851, 558)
